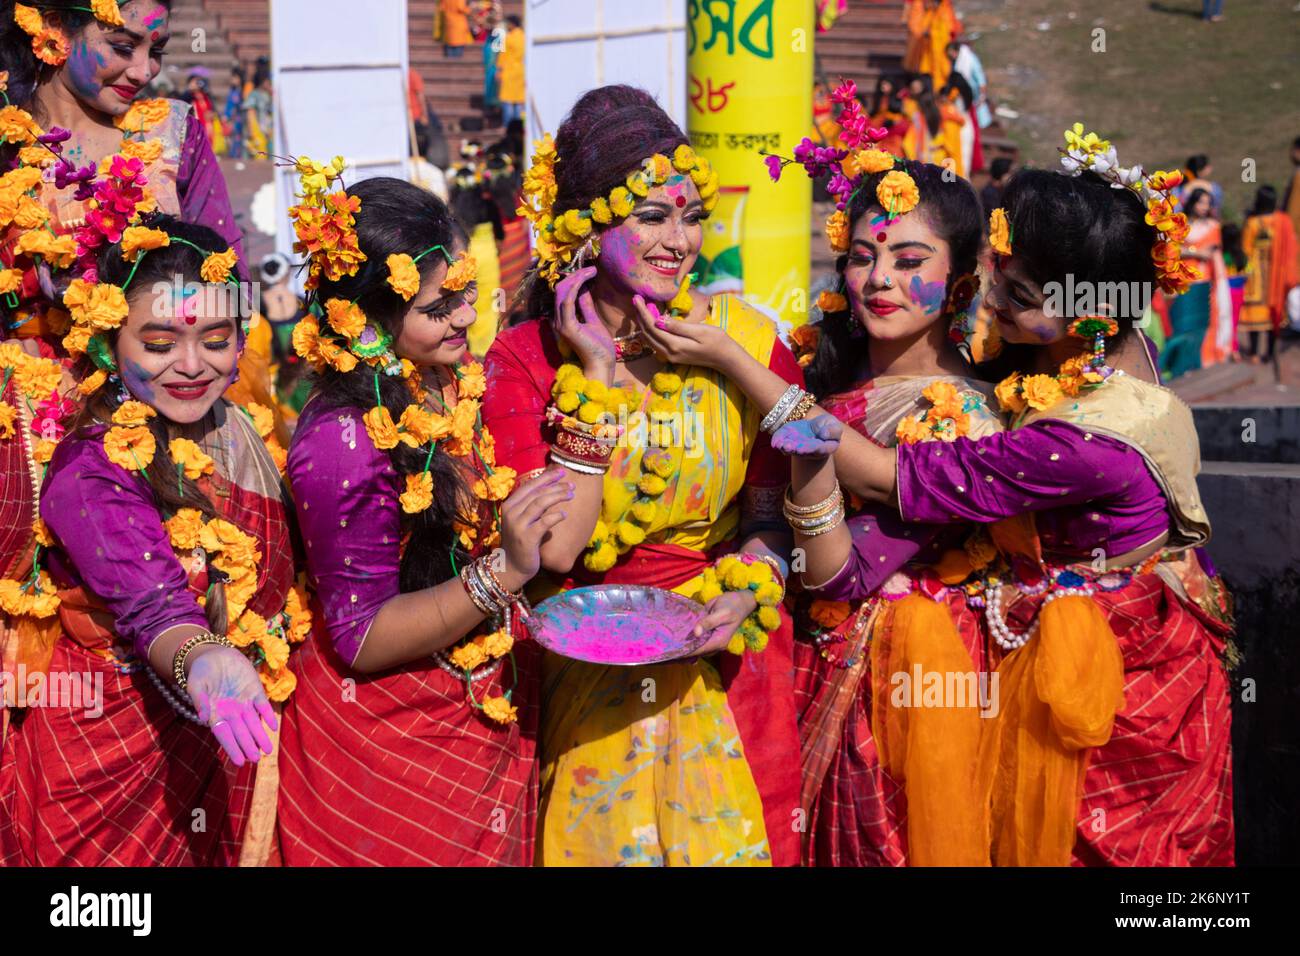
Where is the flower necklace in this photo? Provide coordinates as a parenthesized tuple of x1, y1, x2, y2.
(165, 507, 310, 702)
(993, 316, 1118, 420)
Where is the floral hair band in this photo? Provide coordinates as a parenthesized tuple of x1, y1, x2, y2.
(13, 2, 125, 68)
(518, 137, 720, 287)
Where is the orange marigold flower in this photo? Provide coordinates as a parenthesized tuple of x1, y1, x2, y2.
(168, 437, 214, 480)
(32, 28, 69, 67)
(482, 695, 518, 724)
(112, 400, 156, 427)
(994, 372, 1026, 415)
(120, 225, 171, 262)
(876, 170, 920, 217)
(103, 425, 155, 471)
(1020, 373, 1064, 412)
(458, 361, 486, 399)
(324, 297, 366, 340)
(989, 207, 1012, 256)
(260, 666, 297, 702)
(386, 253, 420, 300)
(442, 254, 478, 292)
(363, 405, 400, 450)
(808, 599, 851, 629)
(825, 210, 850, 253)
(200, 248, 238, 284)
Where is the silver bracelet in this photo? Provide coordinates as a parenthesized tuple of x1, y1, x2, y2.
(549, 450, 608, 475)
(790, 504, 846, 537)
(760, 384, 803, 434)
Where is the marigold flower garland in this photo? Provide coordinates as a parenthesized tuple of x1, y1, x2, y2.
(994, 314, 1119, 421)
(895, 380, 988, 445)
(696, 553, 785, 655)
(165, 508, 310, 701)
(518, 137, 720, 286)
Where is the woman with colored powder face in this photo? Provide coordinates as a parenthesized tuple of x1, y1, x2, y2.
(0, 0, 268, 646)
(483, 84, 806, 867)
(276, 176, 568, 867)
(0, 217, 292, 866)
(634, 157, 1008, 866)
(775, 159, 1235, 866)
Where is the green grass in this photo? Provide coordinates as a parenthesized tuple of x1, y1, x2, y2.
(964, 0, 1300, 221)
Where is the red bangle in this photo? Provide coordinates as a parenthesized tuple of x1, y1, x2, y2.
(553, 424, 615, 465)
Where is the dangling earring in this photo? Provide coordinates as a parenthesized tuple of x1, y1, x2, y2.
(1067, 315, 1120, 384)
(107, 372, 130, 406)
(945, 272, 981, 353)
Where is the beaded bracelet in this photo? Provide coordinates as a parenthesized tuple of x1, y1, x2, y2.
(696, 553, 786, 655)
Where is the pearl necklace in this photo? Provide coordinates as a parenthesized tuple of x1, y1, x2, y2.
(985, 583, 1094, 651)
(432, 651, 503, 684)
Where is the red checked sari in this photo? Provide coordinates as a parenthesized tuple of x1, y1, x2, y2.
(484, 294, 803, 867)
(0, 404, 294, 866)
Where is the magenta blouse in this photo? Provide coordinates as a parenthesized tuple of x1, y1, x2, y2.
(40, 428, 207, 660)
(895, 419, 1169, 559)
(806, 507, 948, 602)
(286, 399, 403, 668)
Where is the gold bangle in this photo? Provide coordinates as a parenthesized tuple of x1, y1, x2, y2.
(786, 392, 818, 424)
(783, 484, 843, 519)
(172, 632, 235, 692)
(792, 505, 845, 537)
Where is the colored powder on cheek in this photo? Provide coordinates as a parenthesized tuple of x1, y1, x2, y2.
(1032, 324, 1057, 341)
(123, 360, 155, 401)
(908, 275, 946, 315)
(599, 224, 659, 298)
(67, 41, 101, 99)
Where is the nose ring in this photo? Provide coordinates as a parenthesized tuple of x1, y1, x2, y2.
(882, 276, 894, 289)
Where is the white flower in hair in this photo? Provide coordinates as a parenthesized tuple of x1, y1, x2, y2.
(1061, 150, 1089, 175)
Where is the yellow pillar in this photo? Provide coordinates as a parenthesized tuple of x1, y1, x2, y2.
(687, 0, 813, 328)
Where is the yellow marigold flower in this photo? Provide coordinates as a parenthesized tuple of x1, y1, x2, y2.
(630, 499, 658, 524)
(91, 0, 125, 28)
(13, 355, 61, 401)
(13, 5, 43, 36)
(104, 425, 155, 471)
(32, 28, 69, 67)
(264, 437, 287, 473)
(120, 225, 170, 262)
(228, 609, 265, 648)
(825, 210, 850, 253)
(723, 562, 753, 592)
(291, 313, 322, 366)
(244, 402, 274, 438)
(200, 248, 237, 284)
(754, 581, 783, 607)
(64, 279, 128, 331)
(61, 325, 91, 356)
(809, 599, 851, 628)
(449, 639, 489, 670)
(112, 400, 156, 427)
(637, 473, 667, 497)
(473, 467, 515, 502)
(31, 437, 54, 464)
(324, 298, 366, 340)
(480, 628, 514, 658)
(672, 144, 698, 173)
(168, 437, 215, 480)
(0, 268, 22, 295)
(15, 231, 74, 268)
(1021, 374, 1063, 411)
(442, 254, 478, 291)
(114, 97, 170, 134)
(119, 138, 164, 165)
(877, 170, 920, 217)
(583, 541, 619, 572)
(994, 373, 1026, 415)
(616, 521, 645, 546)
(642, 449, 675, 479)
(398, 471, 432, 514)
(260, 666, 297, 702)
(458, 361, 486, 399)
(589, 197, 612, 224)
(689, 156, 713, 187)
(363, 405, 399, 450)
(166, 508, 204, 550)
(0, 402, 16, 439)
(17, 145, 52, 168)
(395, 404, 435, 447)
(988, 207, 1012, 256)
(201, 519, 259, 566)
(651, 371, 682, 395)
(11, 194, 48, 229)
(626, 172, 650, 198)
(562, 208, 591, 240)
(608, 186, 634, 218)
(859, 148, 896, 175)
(482, 694, 518, 724)
(259, 632, 291, 672)
(757, 605, 782, 631)
(386, 253, 421, 300)
(31, 517, 53, 547)
(285, 585, 312, 643)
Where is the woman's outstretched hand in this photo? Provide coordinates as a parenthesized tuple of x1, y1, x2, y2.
(551, 266, 615, 382)
(629, 294, 733, 368)
(186, 646, 278, 767)
(772, 415, 843, 458)
(691, 589, 758, 654)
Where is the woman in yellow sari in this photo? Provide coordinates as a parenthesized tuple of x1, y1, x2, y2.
(904, 0, 960, 90)
(483, 85, 803, 866)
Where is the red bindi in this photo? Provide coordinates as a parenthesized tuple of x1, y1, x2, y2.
(675, 195, 686, 208)
(876, 232, 887, 242)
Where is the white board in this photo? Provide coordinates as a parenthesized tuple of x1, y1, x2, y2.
(270, 0, 411, 278)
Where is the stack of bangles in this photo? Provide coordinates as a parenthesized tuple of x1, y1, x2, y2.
(460, 553, 530, 634)
(547, 410, 619, 476)
(783, 484, 845, 536)
(761, 384, 818, 436)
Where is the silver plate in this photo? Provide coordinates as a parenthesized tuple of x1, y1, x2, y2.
(527, 584, 710, 666)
